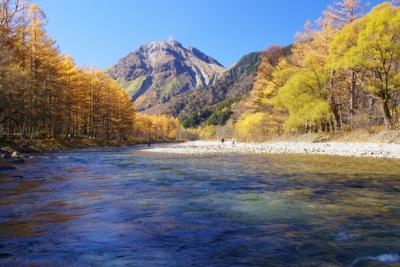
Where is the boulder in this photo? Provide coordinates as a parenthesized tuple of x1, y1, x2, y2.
(11, 151, 20, 158)
(0, 150, 11, 158)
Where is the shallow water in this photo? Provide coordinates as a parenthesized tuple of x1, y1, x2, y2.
(0, 146, 399, 266)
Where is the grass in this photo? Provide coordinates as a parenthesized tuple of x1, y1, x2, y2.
(269, 128, 400, 144)
(118, 76, 147, 97)
(161, 77, 182, 95)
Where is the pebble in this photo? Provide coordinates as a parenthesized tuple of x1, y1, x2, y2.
(142, 141, 400, 159)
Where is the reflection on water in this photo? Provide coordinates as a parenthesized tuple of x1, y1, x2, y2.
(0, 147, 399, 266)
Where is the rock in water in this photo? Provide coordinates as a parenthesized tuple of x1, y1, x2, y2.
(0, 149, 11, 158)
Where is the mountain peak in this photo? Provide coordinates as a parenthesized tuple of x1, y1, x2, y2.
(145, 39, 183, 49)
(166, 39, 181, 46)
(108, 40, 225, 113)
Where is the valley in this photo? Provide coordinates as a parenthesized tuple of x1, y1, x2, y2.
(1, 1, 400, 266)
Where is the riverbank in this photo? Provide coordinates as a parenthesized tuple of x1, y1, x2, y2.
(142, 140, 400, 159)
(0, 138, 144, 154)
(0, 138, 145, 171)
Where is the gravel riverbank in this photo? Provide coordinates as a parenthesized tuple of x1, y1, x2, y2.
(142, 140, 400, 159)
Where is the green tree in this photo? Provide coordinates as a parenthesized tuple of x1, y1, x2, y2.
(331, 3, 400, 128)
(274, 54, 332, 131)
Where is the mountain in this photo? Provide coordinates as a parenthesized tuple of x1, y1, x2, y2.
(108, 40, 225, 113)
(164, 52, 262, 125)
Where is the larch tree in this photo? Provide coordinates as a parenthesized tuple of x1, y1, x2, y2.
(0, 1, 161, 142)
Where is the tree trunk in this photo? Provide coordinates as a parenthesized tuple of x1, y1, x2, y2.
(382, 98, 392, 130)
(328, 70, 341, 131)
(349, 70, 356, 128)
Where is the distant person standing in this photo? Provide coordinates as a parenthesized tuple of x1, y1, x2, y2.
(232, 138, 236, 145)
(221, 137, 225, 145)
(147, 141, 151, 148)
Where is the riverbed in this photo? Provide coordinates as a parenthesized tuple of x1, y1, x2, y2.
(143, 140, 400, 159)
(0, 145, 399, 266)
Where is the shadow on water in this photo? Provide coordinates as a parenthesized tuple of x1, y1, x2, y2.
(0, 147, 399, 266)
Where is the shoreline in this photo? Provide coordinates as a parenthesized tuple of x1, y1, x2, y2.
(142, 140, 400, 159)
(0, 138, 183, 171)
(0, 138, 151, 171)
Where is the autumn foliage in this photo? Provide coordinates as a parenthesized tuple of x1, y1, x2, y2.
(233, 1, 400, 141)
(134, 114, 181, 142)
(0, 1, 180, 143)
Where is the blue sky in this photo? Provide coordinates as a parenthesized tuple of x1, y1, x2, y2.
(35, 0, 386, 68)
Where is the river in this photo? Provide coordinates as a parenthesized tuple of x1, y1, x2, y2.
(0, 146, 399, 266)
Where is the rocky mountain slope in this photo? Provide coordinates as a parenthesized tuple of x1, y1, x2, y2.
(108, 40, 224, 113)
(165, 52, 262, 121)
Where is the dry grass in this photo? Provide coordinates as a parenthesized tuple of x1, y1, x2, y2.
(269, 129, 400, 144)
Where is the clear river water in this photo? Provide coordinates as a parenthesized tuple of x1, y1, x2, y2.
(0, 146, 399, 266)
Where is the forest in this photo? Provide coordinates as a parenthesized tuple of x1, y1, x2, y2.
(1, 0, 399, 145)
(0, 0, 181, 145)
(195, 0, 400, 141)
